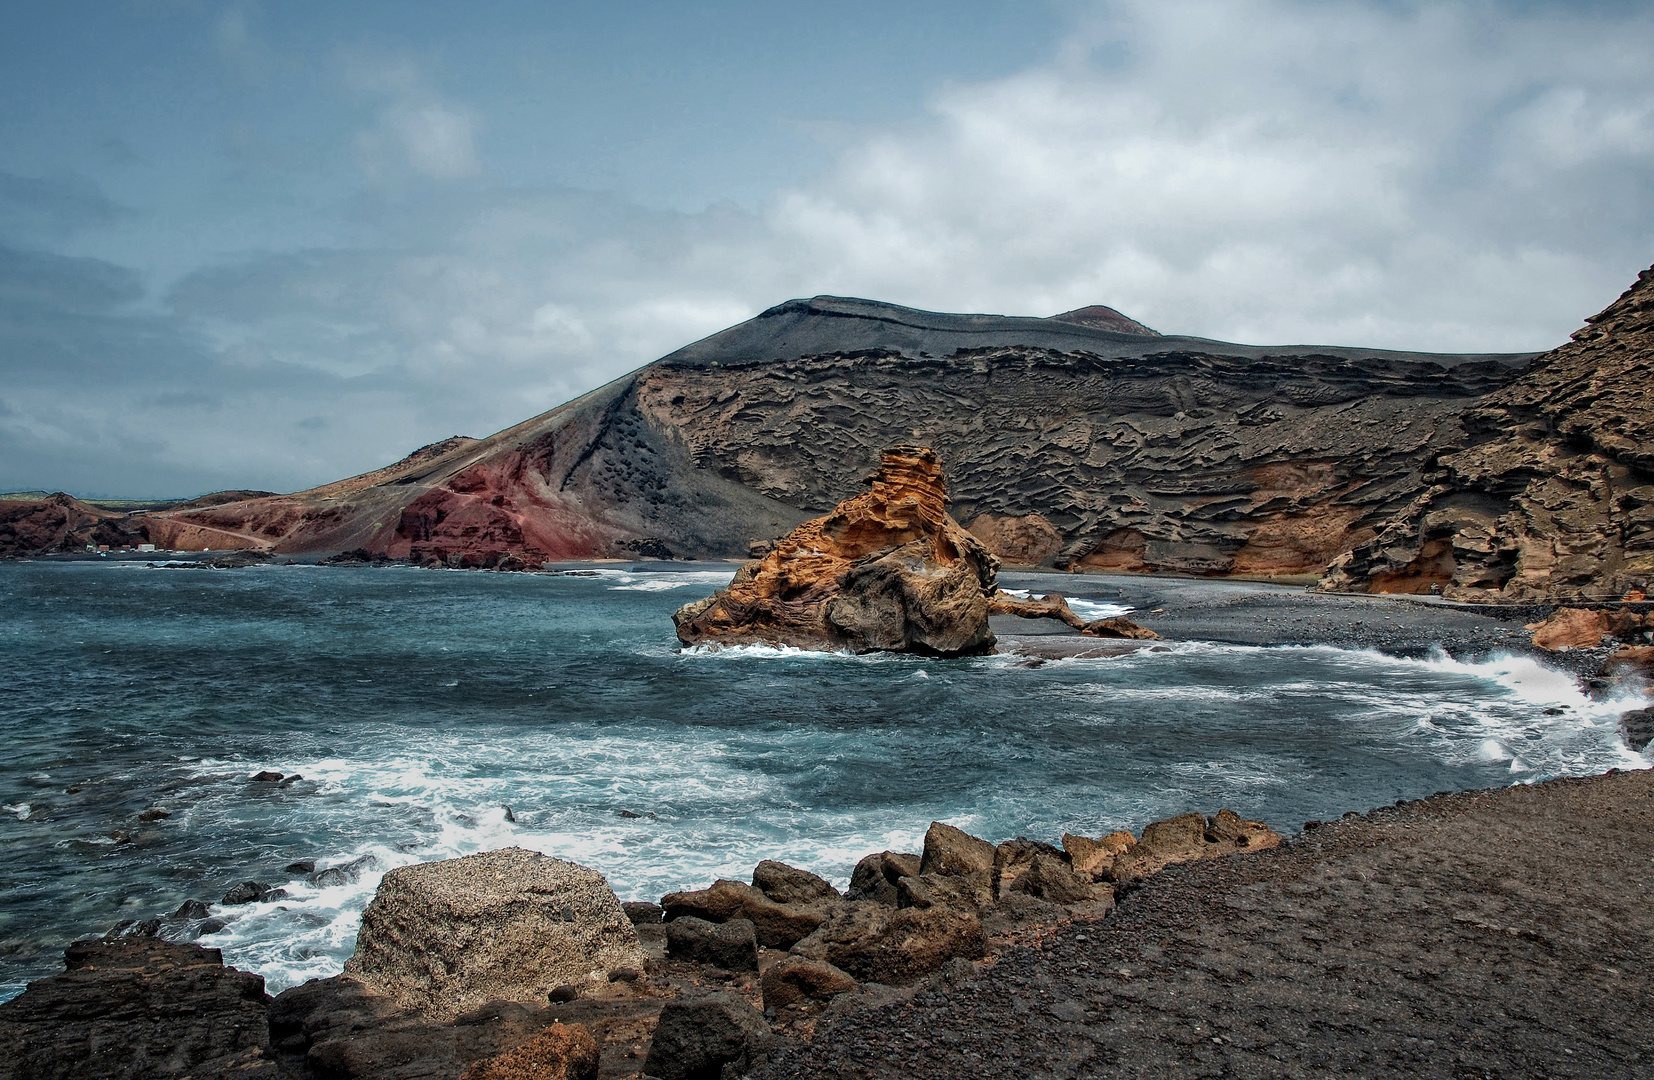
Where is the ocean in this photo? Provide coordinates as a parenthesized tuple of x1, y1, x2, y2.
(0, 560, 1646, 1002)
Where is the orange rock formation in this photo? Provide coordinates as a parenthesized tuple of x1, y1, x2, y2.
(673, 446, 999, 655)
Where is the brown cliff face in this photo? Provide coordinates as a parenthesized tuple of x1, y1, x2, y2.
(672, 447, 999, 655)
(1324, 265, 1654, 599)
(83, 294, 1544, 584)
(0, 493, 150, 556)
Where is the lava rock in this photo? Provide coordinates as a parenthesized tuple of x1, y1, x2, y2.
(760, 955, 857, 1011)
(283, 859, 316, 874)
(673, 446, 999, 655)
(1061, 830, 1134, 879)
(919, 822, 995, 877)
(622, 901, 663, 925)
(665, 917, 759, 972)
(896, 872, 993, 911)
(1005, 854, 1100, 904)
(643, 992, 772, 1080)
(173, 899, 212, 920)
(790, 902, 985, 984)
(457, 1022, 600, 1080)
(1620, 706, 1654, 752)
(660, 880, 827, 949)
(0, 939, 272, 1079)
(221, 881, 273, 905)
(751, 860, 839, 906)
(845, 851, 920, 905)
(249, 771, 284, 783)
(344, 847, 646, 1021)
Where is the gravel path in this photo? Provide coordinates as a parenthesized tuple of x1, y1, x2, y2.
(753, 769, 1654, 1079)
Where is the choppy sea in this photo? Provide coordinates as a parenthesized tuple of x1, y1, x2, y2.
(1, 560, 1647, 1001)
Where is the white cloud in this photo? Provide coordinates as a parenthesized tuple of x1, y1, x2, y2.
(344, 53, 481, 181)
(758, 0, 1654, 350)
(11, 0, 1654, 497)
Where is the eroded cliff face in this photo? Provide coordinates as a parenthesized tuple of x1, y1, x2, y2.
(118, 294, 1545, 585)
(633, 344, 1524, 579)
(673, 446, 999, 655)
(1324, 265, 1654, 599)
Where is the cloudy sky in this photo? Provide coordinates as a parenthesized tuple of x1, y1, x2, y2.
(3, 0, 1652, 498)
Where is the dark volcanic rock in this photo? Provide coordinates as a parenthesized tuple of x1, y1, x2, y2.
(665, 917, 759, 972)
(643, 992, 771, 1080)
(760, 955, 857, 1011)
(919, 821, 996, 877)
(789, 903, 986, 984)
(1326, 263, 1654, 599)
(621, 900, 663, 925)
(673, 446, 1000, 655)
(0, 939, 272, 1079)
(660, 879, 828, 948)
(127, 293, 1539, 587)
(845, 850, 920, 905)
(751, 860, 840, 906)
(1620, 706, 1654, 751)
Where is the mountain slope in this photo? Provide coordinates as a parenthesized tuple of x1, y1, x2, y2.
(138, 296, 1538, 580)
(1324, 264, 1654, 599)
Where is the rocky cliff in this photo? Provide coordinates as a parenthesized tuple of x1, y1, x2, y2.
(127, 295, 1541, 583)
(1324, 265, 1654, 599)
(673, 446, 1000, 655)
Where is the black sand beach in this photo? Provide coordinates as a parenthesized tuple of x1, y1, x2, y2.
(755, 768, 1654, 1080)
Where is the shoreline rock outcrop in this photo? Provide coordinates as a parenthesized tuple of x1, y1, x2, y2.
(673, 446, 1001, 655)
(344, 847, 646, 1021)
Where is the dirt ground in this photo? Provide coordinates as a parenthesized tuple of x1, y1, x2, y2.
(753, 769, 1654, 1080)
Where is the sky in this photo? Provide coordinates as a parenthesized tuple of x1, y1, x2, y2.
(2, 1, 1652, 498)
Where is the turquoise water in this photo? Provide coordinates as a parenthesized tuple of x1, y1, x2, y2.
(0, 561, 1646, 1000)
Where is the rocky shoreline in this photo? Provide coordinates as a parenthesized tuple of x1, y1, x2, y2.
(5, 770, 1653, 1079)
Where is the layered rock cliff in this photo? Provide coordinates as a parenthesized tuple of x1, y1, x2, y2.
(127, 295, 1538, 583)
(1323, 265, 1654, 599)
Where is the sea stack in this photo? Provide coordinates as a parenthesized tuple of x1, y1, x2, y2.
(673, 445, 998, 655)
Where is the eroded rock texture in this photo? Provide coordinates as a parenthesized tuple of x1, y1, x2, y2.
(1325, 265, 1654, 599)
(673, 446, 999, 655)
(121, 294, 1544, 583)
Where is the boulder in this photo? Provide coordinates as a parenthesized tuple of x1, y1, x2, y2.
(1620, 707, 1654, 752)
(790, 902, 986, 984)
(751, 860, 839, 906)
(1005, 854, 1099, 904)
(344, 848, 646, 1021)
(1109, 810, 1284, 883)
(0, 939, 273, 1080)
(643, 992, 772, 1080)
(622, 901, 663, 925)
(456, 1023, 600, 1080)
(919, 822, 995, 877)
(845, 851, 920, 905)
(1606, 645, 1654, 683)
(992, 837, 1066, 896)
(660, 879, 826, 948)
(1530, 608, 1612, 650)
(896, 872, 993, 911)
(221, 881, 281, 905)
(665, 917, 759, 972)
(760, 955, 857, 1011)
(310, 854, 381, 887)
(1061, 830, 1135, 879)
(673, 446, 1000, 656)
(1082, 616, 1159, 639)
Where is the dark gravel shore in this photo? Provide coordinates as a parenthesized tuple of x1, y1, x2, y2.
(754, 768, 1654, 1080)
(993, 571, 1610, 670)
